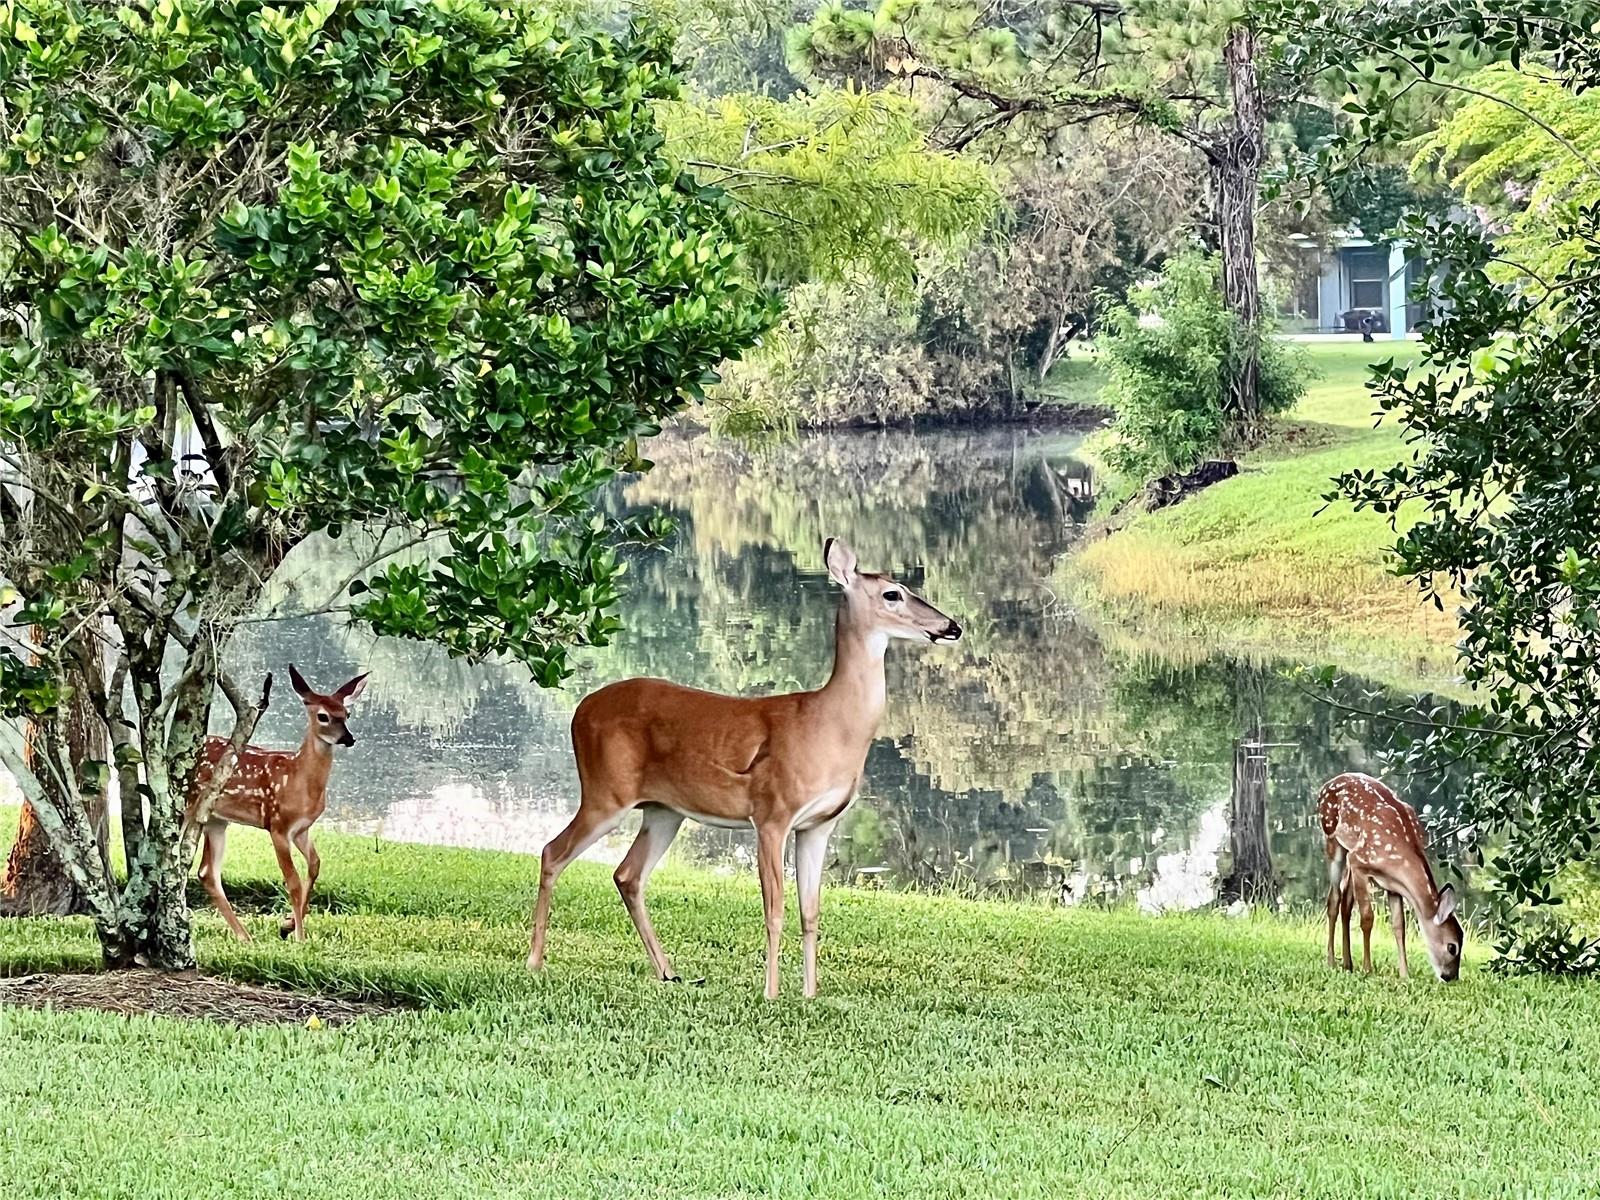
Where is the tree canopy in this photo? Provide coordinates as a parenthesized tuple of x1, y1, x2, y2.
(0, 0, 771, 965)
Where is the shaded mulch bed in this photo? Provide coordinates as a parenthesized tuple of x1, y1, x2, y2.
(0, 970, 400, 1026)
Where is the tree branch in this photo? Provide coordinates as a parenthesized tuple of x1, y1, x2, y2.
(175, 371, 231, 494)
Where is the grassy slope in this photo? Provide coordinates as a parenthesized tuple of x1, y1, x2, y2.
(1069, 342, 1460, 682)
(5, 810, 1600, 1198)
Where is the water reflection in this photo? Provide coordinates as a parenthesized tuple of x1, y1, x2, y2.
(223, 426, 1469, 910)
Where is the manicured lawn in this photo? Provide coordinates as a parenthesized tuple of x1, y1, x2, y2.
(1069, 341, 1461, 683)
(4, 808, 1599, 1198)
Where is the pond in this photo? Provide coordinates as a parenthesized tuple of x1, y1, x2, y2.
(226, 425, 1471, 912)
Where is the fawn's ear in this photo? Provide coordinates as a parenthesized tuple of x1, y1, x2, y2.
(1433, 884, 1458, 925)
(335, 672, 369, 704)
(824, 537, 857, 588)
(287, 663, 314, 700)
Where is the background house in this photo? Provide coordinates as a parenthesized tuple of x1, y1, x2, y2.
(1275, 230, 1433, 337)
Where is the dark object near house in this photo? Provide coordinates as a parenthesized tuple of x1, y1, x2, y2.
(1340, 308, 1388, 336)
(1142, 459, 1240, 512)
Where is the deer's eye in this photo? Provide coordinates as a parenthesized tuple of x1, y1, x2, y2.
(316, 712, 330, 724)
(883, 589, 902, 602)
(1448, 943, 1459, 957)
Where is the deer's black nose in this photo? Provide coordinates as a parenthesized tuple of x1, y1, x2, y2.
(338, 731, 355, 747)
(935, 621, 962, 643)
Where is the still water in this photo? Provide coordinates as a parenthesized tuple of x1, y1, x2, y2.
(227, 426, 1468, 911)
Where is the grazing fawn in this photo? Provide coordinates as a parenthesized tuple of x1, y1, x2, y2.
(528, 537, 962, 999)
(1318, 772, 1463, 981)
(188, 665, 368, 941)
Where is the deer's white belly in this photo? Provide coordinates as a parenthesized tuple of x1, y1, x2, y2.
(792, 786, 853, 832)
(657, 803, 751, 830)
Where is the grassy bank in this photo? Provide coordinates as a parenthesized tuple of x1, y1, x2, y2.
(1068, 342, 1461, 683)
(5, 809, 1600, 1198)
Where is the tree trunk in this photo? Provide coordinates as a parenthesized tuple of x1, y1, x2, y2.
(1036, 313, 1067, 383)
(1212, 23, 1266, 429)
(1221, 666, 1276, 904)
(0, 666, 110, 917)
(110, 666, 207, 971)
(0, 802, 78, 916)
(1221, 734, 1278, 904)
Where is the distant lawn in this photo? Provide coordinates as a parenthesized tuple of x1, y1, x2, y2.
(1037, 347, 1109, 408)
(5, 810, 1600, 1197)
(1068, 340, 1461, 684)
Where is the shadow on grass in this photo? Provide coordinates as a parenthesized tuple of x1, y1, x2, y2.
(184, 877, 361, 915)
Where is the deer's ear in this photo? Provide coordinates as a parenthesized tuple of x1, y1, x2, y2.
(335, 672, 369, 704)
(1433, 884, 1457, 925)
(287, 663, 314, 700)
(824, 537, 857, 588)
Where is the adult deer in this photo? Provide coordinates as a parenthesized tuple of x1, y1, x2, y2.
(527, 537, 962, 999)
(188, 665, 368, 941)
(1318, 772, 1463, 981)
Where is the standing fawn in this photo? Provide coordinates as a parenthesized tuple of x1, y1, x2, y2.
(528, 537, 962, 999)
(1318, 772, 1463, 981)
(188, 665, 368, 941)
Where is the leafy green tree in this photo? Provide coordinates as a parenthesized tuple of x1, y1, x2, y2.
(0, 0, 769, 968)
(1100, 250, 1306, 478)
(918, 139, 1195, 410)
(1409, 62, 1600, 276)
(1267, 0, 1600, 970)
(612, 1, 1003, 431)
(658, 85, 999, 292)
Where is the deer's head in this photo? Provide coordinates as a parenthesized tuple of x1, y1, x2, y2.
(1425, 883, 1464, 983)
(288, 664, 369, 748)
(824, 537, 962, 646)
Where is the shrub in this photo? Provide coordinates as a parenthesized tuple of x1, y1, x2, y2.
(1101, 251, 1306, 479)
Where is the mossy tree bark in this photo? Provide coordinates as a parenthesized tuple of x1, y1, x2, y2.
(0, 678, 108, 917)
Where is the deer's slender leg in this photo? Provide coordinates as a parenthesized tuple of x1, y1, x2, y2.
(1325, 881, 1339, 969)
(756, 822, 788, 1000)
(199, 821, 251, 942)
(794, 818, 838, 1000)
(1388, 892, 1409, 979)
(614, 804, 684, 981)
(1357, 878, 1375, 974)
(527, 801, 627, 971)
(288, 827, 320, 938)
(269, 828, 307, 942)
(1339, 878, 1355, 972)
(1324, 843, 1343, 970)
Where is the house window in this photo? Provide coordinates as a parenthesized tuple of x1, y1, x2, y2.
(1347, 249, 1388, 310)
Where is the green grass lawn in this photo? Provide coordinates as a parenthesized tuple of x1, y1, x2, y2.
(1068, 341, 1462, 684)
(5, 809, 1600, 1198)
(1037, 349, 1109, 409)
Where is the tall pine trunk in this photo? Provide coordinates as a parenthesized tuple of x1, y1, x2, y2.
(1211, 23, 1266, 431)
